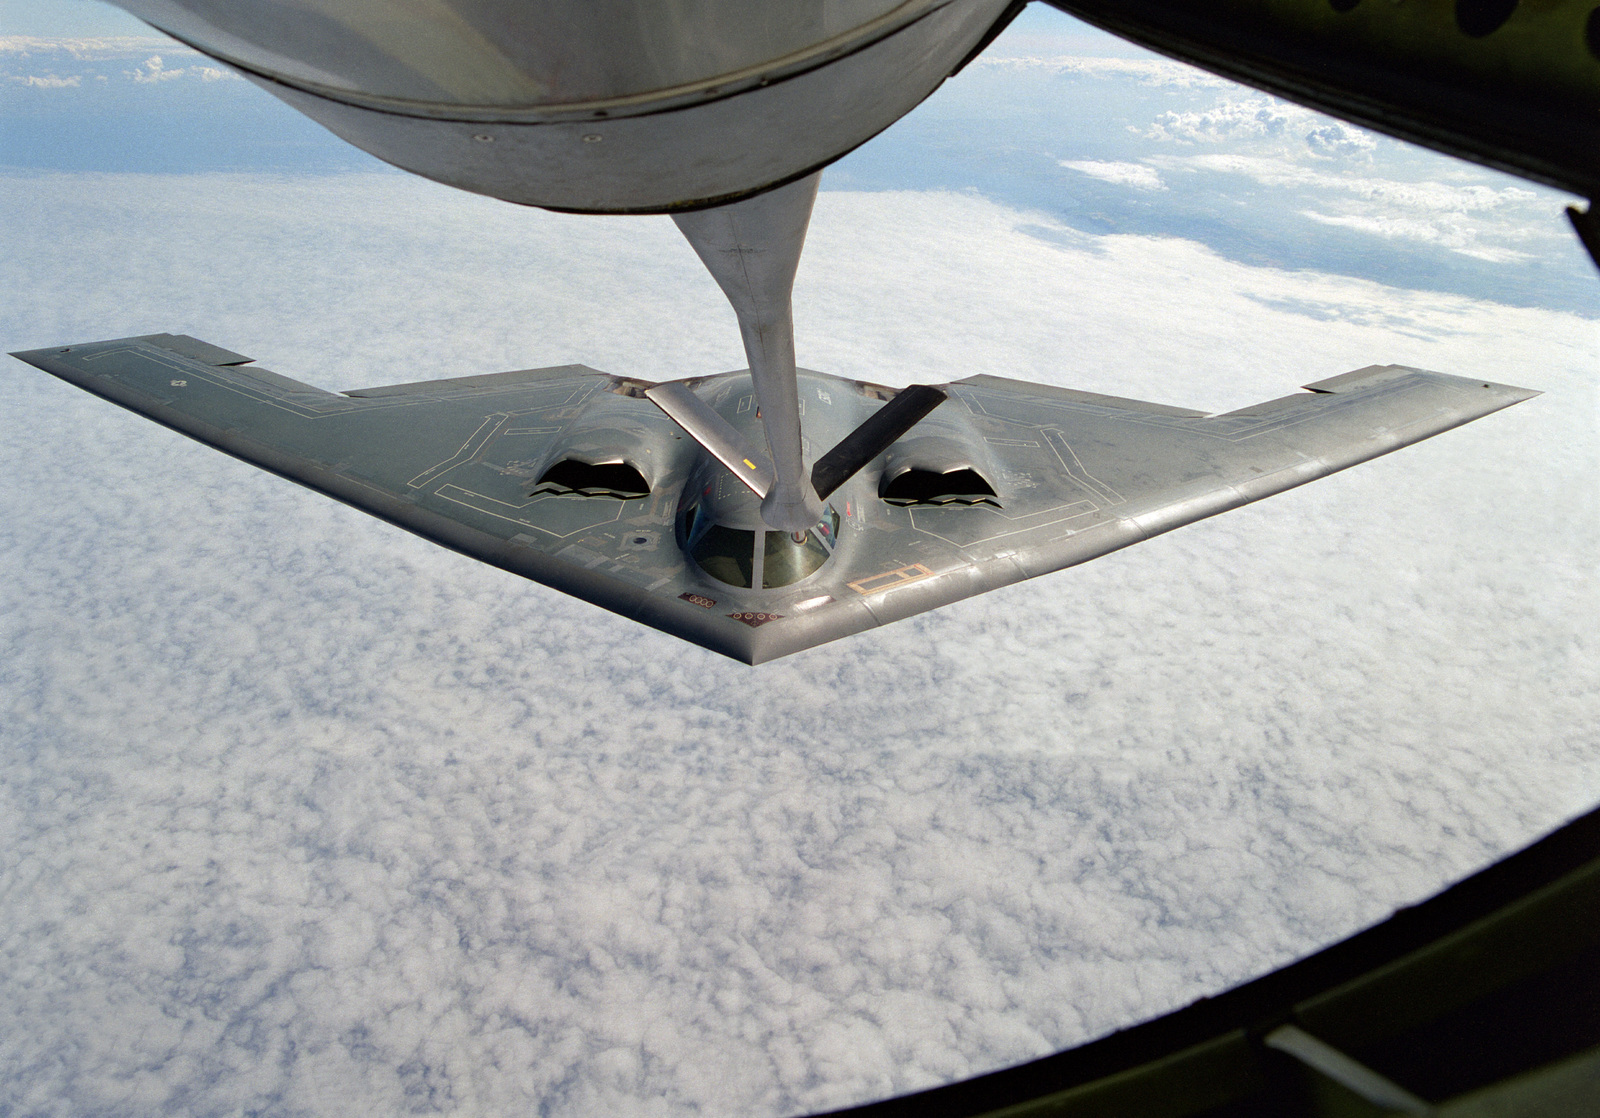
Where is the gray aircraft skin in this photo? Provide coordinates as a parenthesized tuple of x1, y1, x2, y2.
(11, 334, 1534, 663)
(102, 0, 1018, 213)
(10, 0, 1541, 659)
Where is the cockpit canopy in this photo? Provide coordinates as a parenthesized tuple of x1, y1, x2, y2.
(679, 500, 842, 589)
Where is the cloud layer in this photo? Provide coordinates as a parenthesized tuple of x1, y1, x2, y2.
(1058, 159, 1165, 191)
(0, 35, 236, 86)
(833, 45, 1594, 315)
(1, 168, 1596, 1116)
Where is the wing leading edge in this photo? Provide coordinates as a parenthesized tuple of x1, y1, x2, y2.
(10, 334, 1535, 662)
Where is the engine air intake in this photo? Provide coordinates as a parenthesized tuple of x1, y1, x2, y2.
(880, 468, 999, 506)
(534, 459, 650, 499)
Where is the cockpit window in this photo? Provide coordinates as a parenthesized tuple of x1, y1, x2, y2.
(679, 499, 839, 590)
(691, 524, 755, 588)
(762, 529, 829, 588)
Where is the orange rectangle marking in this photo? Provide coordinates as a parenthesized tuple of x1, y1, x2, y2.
(848, 563, 937, 596)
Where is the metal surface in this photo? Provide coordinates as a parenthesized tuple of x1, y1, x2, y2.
(644, 381, 774, 499)
(1263, 1025, 1434, 1115)
(673, 173, 823, 531)
(1568, 205, 1600, 273)
(111, 0, 1015, 212)
(113, 0, 912, 104)
(812, 383, 949, 499)
(10, 334, 1535, 664)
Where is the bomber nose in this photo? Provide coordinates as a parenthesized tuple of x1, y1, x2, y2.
(677, 480, 841, 591)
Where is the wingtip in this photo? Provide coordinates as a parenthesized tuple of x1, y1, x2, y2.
(1472, 380, 1541, 407)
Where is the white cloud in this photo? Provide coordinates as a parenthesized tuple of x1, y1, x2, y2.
(7, 72, 79, 86)
(128, 55, 182, 83)
(1299, 210, 1533, 262)
(1146, 97, 1377, 158)
(1156, 152, 1549, 260)
(976, 54, 1233, 89)
(0, 37, 237, 82)
(0, 35, 197, 61)
(1175, 154, 1539, 210)
(0, 172, 1595, 1117)
(1058, 159, 1165, 190)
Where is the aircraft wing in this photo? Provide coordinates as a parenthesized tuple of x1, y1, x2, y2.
(10, 334, 1534, 663)
(807, 364, 1535, 661)
(7, 332, 761, 655)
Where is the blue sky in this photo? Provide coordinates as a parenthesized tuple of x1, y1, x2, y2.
(2, 4, 1598, 1116)
(5, 4, 1595, 312)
